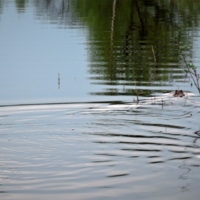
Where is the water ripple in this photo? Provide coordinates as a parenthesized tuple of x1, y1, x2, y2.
(0, 95, 200, 199)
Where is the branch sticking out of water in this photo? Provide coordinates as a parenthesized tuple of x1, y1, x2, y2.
(58, 73, 60, 89)
(161, 98, 164, 110)
(179, 46, 200, 94)
(151, 45, 157, 64)
(133, 86, 140, 104)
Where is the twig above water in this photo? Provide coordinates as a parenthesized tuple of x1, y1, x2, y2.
(179, 47, 200, 94)
(58, 73, 60, 89)
(151, 45, 157, 64)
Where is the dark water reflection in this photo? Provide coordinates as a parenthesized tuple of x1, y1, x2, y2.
(1, 0, 200, 200)
(32, 0, 200, 96)
(1, 0, 200, 105)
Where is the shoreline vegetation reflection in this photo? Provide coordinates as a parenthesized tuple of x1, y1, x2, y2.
(1, 0, 200, 99)
(69, 0, 200, 96)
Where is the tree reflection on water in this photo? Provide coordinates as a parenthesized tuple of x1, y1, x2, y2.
(3, 0, 200, 96)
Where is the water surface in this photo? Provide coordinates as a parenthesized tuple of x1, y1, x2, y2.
(1, 95, 200, 200)
(1, 1, 200, 200)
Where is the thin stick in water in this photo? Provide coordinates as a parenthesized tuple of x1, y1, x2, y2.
(151, 45, 156, 64)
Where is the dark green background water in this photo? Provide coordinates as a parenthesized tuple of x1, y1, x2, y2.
(1, 0, 200, 105)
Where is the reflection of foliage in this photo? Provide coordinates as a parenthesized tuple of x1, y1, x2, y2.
(30, 0, 200, 96)
(0, 0, 27, 15)
(3, 0, 200, 96)
(0, 0, 4, 15)
(68, 0, 200, 96)
(15, 0, 27, 12)
(33, 0, 69, 24)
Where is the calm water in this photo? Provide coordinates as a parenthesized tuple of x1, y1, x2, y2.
(1, 0, 200, 200)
